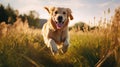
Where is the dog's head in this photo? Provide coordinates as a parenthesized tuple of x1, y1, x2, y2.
(44, 6, 73, 30)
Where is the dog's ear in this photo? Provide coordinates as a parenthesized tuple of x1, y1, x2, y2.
(67, 8, 73, 20)
(44, 6, 55, 14)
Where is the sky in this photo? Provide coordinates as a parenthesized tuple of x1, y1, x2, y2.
(0, 0, 120, 26)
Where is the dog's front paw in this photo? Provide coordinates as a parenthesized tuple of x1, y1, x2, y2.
(62, 40, 69, 53)
(50, 44, 58, 55)
(62, 45, 68, 54)
(49, 39, 58, 55)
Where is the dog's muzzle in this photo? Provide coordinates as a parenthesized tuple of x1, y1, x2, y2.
(57, 16, 63, 23)
(56, 16, 64, 29)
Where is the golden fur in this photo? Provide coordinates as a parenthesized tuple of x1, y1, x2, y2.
(42, 6, 73, 55)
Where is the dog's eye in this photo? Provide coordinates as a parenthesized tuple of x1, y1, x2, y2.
(55, 11, 58, 14)
(63, 12, 66, 14)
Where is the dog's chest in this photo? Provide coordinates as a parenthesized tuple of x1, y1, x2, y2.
(49, 30, 66, 44)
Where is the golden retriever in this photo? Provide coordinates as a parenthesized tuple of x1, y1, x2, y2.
(42, 6, 73, 55)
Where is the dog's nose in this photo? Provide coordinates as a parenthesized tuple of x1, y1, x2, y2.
(57, 16, 63, 23)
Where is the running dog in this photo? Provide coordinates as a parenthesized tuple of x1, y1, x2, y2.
(42, 6, 73, 55)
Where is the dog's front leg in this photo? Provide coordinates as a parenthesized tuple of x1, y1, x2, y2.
(62, 39, 69, 53)
(48, 39, 58, 55)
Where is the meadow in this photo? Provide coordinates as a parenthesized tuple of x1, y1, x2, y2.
(0, 7, 120, 67)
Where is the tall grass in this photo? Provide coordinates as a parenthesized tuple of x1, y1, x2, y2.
(0, 7, 120, 67)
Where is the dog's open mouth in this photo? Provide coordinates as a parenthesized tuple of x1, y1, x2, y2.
(56, 22, 64, 29)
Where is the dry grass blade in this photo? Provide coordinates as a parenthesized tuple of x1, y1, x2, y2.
(20, 54, 44, 67)
(95, 7, 120, 67)
(95, 45, 120, 67)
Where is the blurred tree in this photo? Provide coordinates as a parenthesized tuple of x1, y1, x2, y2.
(72, 22, 90, 32)
(0, 3, 41, 28)
(27, 10, 40, 28)
(19, 14, 27, 22)
(6, 4, 17, 24)
(15, 10, 19, 17)
(0, 4, 8, 23)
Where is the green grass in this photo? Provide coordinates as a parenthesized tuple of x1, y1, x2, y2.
(0, 31, 116, 67)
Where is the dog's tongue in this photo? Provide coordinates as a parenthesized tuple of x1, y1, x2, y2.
(56, 23, 63, 29)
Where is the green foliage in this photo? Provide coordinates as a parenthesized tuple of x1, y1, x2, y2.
(74, 22, 85, 31)
(0, 4, 40, 27)
(5, 4, 17, 24)
(72, 22, 91, 31)
(0, 4, 8, 23)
